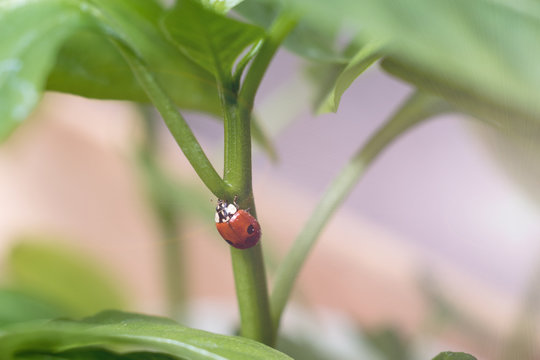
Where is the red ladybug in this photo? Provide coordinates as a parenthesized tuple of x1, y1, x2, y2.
(215, 199, 261, 249)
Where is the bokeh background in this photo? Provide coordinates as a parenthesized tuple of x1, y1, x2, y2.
(1, 51, 539, 359)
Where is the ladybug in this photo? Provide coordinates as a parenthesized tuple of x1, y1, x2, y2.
(215, 198, 261, 249)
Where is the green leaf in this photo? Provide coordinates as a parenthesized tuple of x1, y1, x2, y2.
(16, 348, 180, 360)
(47, 31, 207, 108)
(0, 290, 65, 328)
(200, 0, 245, 14)
(276, 336, 331, 360)
(432, 352, 477, 360)
(46, 33, 147, 103)
(0, 0, 221, 141)
(161, 0, 264, 83)
(289, 0, 540, 124)
(316, 40, 383, 114)
(6, 240, 125, 317)
(235, 0, 345, 63)
(47, 0, 221, 114)
(0, 0, 92, 140)
(0, 311, 293, 360)
(363, 327, 412, 360)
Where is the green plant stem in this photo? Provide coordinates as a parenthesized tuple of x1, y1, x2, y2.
(229, 242, 273, 344)
(237, 12, 299, 137)
(270, 92, 453, 334)
(224, 101, 273, 344)
(117, 42, 229, 199)
(223, 12, 298, 346)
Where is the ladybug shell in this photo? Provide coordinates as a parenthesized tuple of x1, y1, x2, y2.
(216, 210, 261, 249)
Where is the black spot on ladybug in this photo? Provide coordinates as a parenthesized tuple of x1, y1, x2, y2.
(225, 240, 233, 246)
(247, 225, 255, 234)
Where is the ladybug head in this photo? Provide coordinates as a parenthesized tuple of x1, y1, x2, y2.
(215, 200, 238, 223)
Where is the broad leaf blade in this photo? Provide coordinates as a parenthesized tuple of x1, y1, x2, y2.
(235, 0, 345, 63)
(289, 0, 540, 124)
(15, 348, 181, 360)
(0, 0, 91, 140)
(47, 0, 221, 114)
(45, 32, 150, 103)
(201, 0, 245, 14)
(6, 241, 125, 317)
(432, 352, 477, 360)
(0, 311, 293, 360)
(363, 327, 412, 360)
(161, 0, 264, 81)
(0, 290, 64, 328)
(0, 0, 222, 141)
